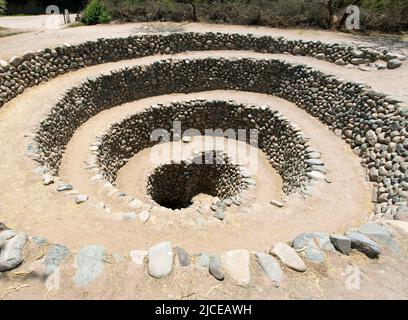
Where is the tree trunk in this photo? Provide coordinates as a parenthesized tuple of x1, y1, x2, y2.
(190, 2, 197, 22)
(327, 0, 335, 28)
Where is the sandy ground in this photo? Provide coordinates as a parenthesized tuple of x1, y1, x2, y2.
(0, 14, 77, 33)
(0, 21, 407, 300)
(0, 20, 407, 58)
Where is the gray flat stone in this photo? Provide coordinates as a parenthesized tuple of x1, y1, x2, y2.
(387, 59, 402, 69)
(221, 249, 250, 286)
(32, 236, 48, 246)
(74, 194, 89, 204)
(271, 242, 306, 272)
(122, 212, 137, 221)
(196, 253, 211, 268)
(45, 244, 70, 275)
(57, 184, 73, 192)
(209, 255, 224, 281)
(346, 231, 381, 259)
(292, 232, 335, 263)
(358, 223, 400, 254)
(176, 246, 191, 267)
(148, 242, 173, 279)
(255, 252, 282, 287)
(0, 232, 28, 272)
(214, 209, 225, 220)
(270, 200, 284, 208)
(292, 234, 324, 263)
(74, 245, 107, 287)
(330, 234, 352, 255)
(0, 230, 16, 242)
(139, 211, 150, 223)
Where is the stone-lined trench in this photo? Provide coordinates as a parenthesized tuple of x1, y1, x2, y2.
(96, 100, 314, 196)
(34, 57, 408, 216)
(1, 32, 403, 108)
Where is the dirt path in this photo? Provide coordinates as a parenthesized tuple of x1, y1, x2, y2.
(0, 20, 407, 56)
(0, 14, 77, 32)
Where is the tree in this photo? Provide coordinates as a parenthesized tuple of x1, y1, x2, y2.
(0, 0, 7, 15)
(176, 0, 201, 21)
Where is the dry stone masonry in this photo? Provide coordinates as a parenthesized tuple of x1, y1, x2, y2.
(146, 151, 246, 209)
(94, 100, 317, 197)
(0, 32, 405, 107)
(1, 32, 408, 289)
(33, 57, 408, 217)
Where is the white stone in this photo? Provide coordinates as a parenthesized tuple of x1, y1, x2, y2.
(74, 194, 89, 204)
(139, 211, 150, 223)
(148, 242, 173, 279)
(221, 249, 250, 286)
(43, 174, 54, 185)
(0, 233, 28, 272)
(271, 242, 306, 272)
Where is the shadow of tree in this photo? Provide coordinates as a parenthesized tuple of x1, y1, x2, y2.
(131, 22, 189, 34)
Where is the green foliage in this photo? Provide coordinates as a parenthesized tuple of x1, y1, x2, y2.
(81, 0, 408, 32)
(82, 0, 111, 25)
(0, 0, 7, 15)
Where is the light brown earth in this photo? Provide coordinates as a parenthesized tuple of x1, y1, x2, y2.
(0, 20, 408, 300)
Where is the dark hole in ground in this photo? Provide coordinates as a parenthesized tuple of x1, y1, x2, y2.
(146, 152, 244, 210)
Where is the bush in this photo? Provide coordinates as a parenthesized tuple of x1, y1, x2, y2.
(81, 0, 408, 32)
(82, 0, 111, 25)
(0, 0, 7, 15)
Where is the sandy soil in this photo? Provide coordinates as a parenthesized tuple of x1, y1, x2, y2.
(0, 20, 407, 58)
(1, 230, 408, 300)
(0, 22, 407, 300)
(0, 14, 76, 33)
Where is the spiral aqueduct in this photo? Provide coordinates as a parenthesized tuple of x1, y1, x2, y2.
(0, 28, 407, 298)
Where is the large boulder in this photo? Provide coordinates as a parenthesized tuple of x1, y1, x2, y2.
(44, 244, 70, 275)
(148, 242, 173, 279)
(74, 245, 107, 287)
(345, 232, 381, 259)
(255, 252, 282, 287)
(209, 255, 224, 281)
(358, 223, 399, 254)
(271, 243, 306, 272)
(221, 249, 250, 286)
(0, 232, 28, 272)
(292, 232, 335, 263)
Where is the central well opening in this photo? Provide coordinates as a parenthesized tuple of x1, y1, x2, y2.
(146, 152, 244, 210)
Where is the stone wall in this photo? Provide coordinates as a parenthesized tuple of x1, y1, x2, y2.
(33, 57, 408, 217)
(146, 151, 245, 209)
(1, 32, 404, 107)
(96, 100, 314, 195)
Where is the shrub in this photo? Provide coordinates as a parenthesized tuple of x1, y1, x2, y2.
(82, 0, 111, 25)
(0, 0, 7, 15)
(81, 0, 408, 32)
